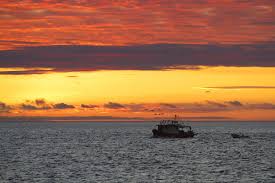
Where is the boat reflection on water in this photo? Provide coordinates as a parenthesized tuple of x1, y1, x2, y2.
(231, 133, 250, 139)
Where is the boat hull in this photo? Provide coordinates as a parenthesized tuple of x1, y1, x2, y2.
(152, 129, 195, 138)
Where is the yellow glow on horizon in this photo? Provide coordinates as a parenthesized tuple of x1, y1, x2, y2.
(1, 67, 275, 105)
(1, 66, 275, 120)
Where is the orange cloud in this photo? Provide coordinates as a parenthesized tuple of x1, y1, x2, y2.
(0, 0, 275, 50)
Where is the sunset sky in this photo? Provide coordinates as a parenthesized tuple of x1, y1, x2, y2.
(0, 0, 275, 121)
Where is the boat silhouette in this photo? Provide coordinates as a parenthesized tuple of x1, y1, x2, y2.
(152, 116, 196, 138)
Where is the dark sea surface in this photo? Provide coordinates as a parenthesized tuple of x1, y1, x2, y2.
(1, 121, 275, 183)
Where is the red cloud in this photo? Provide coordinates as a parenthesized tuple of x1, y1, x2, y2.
(0, 0, 275, 50)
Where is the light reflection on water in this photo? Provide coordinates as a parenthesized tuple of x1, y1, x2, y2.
(1, 122, 275, 182)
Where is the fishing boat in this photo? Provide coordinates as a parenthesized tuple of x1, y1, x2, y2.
(152, 116, 196, 138)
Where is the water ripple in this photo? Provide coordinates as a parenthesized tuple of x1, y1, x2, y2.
(0, 122, 275, 182)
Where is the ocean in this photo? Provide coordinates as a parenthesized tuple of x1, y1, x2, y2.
(1, 121, 275, 183)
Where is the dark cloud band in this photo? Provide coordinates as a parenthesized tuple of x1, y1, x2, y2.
(0, 43, 275, 74)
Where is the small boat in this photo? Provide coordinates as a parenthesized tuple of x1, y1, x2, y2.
(152, 117, 196, 138)
(231, 133, 250, 139)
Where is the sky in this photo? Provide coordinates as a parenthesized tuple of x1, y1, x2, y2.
(0, 0, 275, 121)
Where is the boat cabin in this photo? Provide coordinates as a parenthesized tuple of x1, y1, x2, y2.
(157, 120, 191, 135)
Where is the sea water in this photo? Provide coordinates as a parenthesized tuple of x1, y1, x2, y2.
(1, 122, 275, 183)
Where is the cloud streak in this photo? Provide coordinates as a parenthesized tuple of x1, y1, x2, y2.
(102, 101, 275, 113)
(19, 99, 75, 110)
(1, 43, 275, 74)
(0, 69, 52, 75)
(1, 100, 275, 116)
(104, 102, 125, 109)
(53, 103, 75, 109)
(225, 101, 243, 107)
(81, 104, 98, 109)
(203, 86, 275, 90)
(0, 116, 145, 122)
